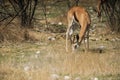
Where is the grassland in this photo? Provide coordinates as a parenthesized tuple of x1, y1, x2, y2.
(0, 0, 120, 80)
(0, 31, 120, 80)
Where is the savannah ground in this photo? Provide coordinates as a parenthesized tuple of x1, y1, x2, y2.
(0, 0, 120, 80)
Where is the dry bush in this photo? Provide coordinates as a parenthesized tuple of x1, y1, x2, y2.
(0, 24, 28, 42)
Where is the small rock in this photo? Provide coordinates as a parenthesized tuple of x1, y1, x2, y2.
(111, 39, 116, 42)
(24, 65, 30, 72)
(64, 76, 71, 80)
(99, 45, 105, 49)
(98, 45, 105, 53)
(36, 51, 40, 54)
(51, 74, 59, 80)
(91, 77, 99, 80)
(75, 77, 81, 80)
(90, 38, 99, 41)
(48, 36, 56, 41)
(58, 22, 62, 25)
(115, 37, 120, 41)
(93, 24, 96, 28)
(94, 77, 99, 80)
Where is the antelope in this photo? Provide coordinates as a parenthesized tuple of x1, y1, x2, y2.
(66, 6, 91, 52)
(97, 0, 108, 17)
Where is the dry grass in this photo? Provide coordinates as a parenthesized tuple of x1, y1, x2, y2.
(0, 25, 26, 43)
(0, 1, 120, 79)
(0, 31, 120, 80)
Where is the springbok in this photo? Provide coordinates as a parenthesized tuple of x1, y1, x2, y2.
(66, 6, 91, 52)
(97, 0, 108, 17)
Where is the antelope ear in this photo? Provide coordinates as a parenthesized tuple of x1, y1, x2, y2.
(76, 34, 79, 42)
(71, 34, 79, 44)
